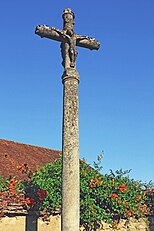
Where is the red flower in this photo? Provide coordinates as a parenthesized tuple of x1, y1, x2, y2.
(109, 193, 118, 198)
(39, 197, 43, 201)
(9, 184, 14, 189)
(10, 178, 16, 186)
(25, 198, 31, 204)
(29, 198, 36, 205)
(136, 195, 141, 200)
(146, 189, 152, 193)
(96, 177, 101, 183)
(118, 184, 127, 191)
(43, 190, 48, 196)
(25, 197, 36, 206)
(37, 191, 41, 196)
(37, 189, 48, 199)
(11, 189, 16, 195)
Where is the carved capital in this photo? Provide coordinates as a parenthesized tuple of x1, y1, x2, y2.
(62, 68, 79, 84)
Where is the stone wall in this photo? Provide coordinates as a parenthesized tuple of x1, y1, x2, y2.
(99, 218, 150, 230)
(0, 214, 61, 231)
(0, 214, 153, 231)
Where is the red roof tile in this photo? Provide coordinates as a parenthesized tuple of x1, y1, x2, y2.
(0, 139, 61, 179)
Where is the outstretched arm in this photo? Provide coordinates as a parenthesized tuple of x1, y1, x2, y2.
(35, 25, 68, 43)
(76, 35, 100, 50)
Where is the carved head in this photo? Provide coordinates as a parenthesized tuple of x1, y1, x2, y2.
(63, 8, 75, 19)
(63, 8, 75, 33)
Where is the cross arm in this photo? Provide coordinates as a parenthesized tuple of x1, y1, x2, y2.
(35, 25, 67, 43)
(35, 25, 100, 51)
(76, 35, 100, 51)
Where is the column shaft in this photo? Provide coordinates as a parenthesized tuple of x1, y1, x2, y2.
(62, 72, 80, 231)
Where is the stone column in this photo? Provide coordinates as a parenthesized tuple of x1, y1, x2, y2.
(61, 68, 80, 231)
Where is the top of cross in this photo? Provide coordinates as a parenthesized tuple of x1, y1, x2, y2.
(35, 8, 100, 71)
(63, 8, 74, 17)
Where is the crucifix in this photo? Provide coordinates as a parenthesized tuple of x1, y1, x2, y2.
(35, 8, 100, 231)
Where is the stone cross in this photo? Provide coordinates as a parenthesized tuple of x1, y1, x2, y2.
(35, 8, 100, 231)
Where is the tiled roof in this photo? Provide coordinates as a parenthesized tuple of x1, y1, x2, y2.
(0, 139, 61, 179)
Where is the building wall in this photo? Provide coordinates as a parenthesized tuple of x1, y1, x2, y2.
(0, 215, 61, 231)
(0, 214, 153, 231)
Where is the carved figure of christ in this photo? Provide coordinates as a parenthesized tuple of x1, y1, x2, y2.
(35, 8, 100, 71)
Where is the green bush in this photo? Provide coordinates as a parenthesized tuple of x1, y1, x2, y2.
(22, 155, 153, 230)
(26, 157, 62, 211)
(1, 155, 153, 230)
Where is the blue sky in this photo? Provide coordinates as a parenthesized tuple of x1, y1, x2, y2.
(1, 0, 154, 182)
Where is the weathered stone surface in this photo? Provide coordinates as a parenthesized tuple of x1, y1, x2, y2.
(62, 70, 80, 231)
(0, 216, 25, 231)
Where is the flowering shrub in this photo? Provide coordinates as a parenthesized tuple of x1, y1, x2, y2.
(0, 177, 26, 217)
(29, 157, 62, 211)
(26, 156, 153, 230)
(0, 155, 153, 230)
(79, 160, 153, 229)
